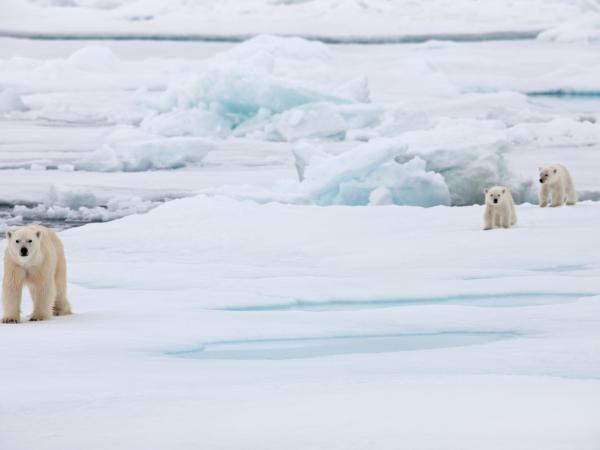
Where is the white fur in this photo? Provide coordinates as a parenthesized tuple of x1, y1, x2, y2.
(538, 164, 577, 207)
(483, 186, 517, 230)
(2, 224, 71, 323)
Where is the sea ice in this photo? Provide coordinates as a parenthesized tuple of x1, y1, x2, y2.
(282, 118, 531, 207)
(142, 36, 372, 141)
(66, 45, 120, 71)
(11, 186, 158, 223)
(75, 127, 214, 172)
(293, 142, 451, 207)
(0, 88, 28, 114)
(538, 12, 600, 44)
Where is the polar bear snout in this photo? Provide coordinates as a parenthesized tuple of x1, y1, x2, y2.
(493, 198, 498, 204)
(20, 247, 28, 257)
(539, 178, 544, 183)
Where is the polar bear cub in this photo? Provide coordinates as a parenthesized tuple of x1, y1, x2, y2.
(2, 224, 71, 323)
(484, 186, 517, 230)
(538, 164, 576, 207)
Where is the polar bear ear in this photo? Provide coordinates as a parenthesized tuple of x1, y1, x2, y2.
(538, 167, 543, 172)
(553, 168, 557, 174)
(502, 188, 506, 194)
(36, 231, 41, 239)
(484, 188, 488, 194)
(6, 231, 11, 240)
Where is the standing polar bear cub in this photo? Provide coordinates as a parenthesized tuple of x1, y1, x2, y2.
(2, 224, 71, 323)
(484, 186, 517, 230)
(538, 164, 576, 207)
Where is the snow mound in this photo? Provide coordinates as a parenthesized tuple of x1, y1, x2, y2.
(75, 128, 214, 172)
(220, 34, 333, 64)
(142, 35, 373, 141)
(271, 103, 381, 141)
(30, 45, 121, 76)
(0, 89, 28, 114)
(11, 186, 158, 223)
(66, 45, 120, 71)
(141, 108, 233, 138)
(508, 118, 600, 148)
(538, 12, 600, 44)
(524, 57, 600, 96)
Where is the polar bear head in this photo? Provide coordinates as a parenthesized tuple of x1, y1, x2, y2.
(484, 186, 508, 206)
(5, 226, 42, 266)
(538, 166, 558, 185)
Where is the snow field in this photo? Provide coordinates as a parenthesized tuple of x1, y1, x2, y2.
(2, 195, 600, 449)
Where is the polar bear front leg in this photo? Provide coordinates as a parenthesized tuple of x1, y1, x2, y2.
(2, 264, 25, 323)
(29, 282, 56, 321)
(502, 210, 511, 228)
(550, 185, 563, 207)
(484, 209, 493, 230)
(539, 185, 549, 207)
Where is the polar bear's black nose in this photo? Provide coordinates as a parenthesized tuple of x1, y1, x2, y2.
(20, 247, 28, 257)
(493, 198, 498, 204)
(539, 178, 543, 183)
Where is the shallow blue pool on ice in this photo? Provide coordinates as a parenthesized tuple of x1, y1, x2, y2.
(221, 292, 591, 312)
(167, 331, 516, 360)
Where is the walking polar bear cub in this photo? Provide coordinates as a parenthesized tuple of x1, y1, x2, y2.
(539, 164, 577, 207)
(2, 224, 71, 323)
(484, 164, 576, 230)
(483, 186, 517, 230)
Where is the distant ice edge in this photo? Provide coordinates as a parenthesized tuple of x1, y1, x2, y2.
(0, 29, 544, 44)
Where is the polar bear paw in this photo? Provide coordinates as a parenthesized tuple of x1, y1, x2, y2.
(53, 305, 72, 316)
(29, 314, 50, 322)
(2, 317, 19, 324)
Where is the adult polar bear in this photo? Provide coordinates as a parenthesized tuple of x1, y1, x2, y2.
(539, 164, 577, 207)
(2, 224, 71, 323)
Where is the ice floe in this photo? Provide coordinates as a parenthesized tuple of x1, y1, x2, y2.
(293, 142, 451, 207)
(8, 186, 158, 225)
(75, 127, 214, 172)
(141, 36, 374, 141)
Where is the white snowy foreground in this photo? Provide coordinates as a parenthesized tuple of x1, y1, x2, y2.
(1, 196, 600, 449)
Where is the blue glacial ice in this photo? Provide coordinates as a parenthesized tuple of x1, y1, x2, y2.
(140, 35, 377, 141)
(292, 142, 451, 206)
(285, 117, 539, 207)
